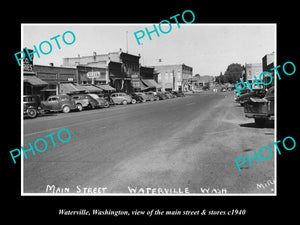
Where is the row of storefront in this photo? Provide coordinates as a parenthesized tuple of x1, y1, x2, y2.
(23, 48, 196, 100)
(23, 52, 162, 100)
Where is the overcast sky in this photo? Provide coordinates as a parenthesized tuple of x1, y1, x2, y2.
(22, 24, 275, 76)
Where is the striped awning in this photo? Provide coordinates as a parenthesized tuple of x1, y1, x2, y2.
(77, 84, 102, 93)
(59, 83, 86, 94)
(97, 84, 116, 91)
(24, 75, 48, 86)
(141, 79, 162, 89)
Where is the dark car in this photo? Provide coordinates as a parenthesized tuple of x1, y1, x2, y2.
(156, 92, 168, 100)
(97, 93, 114, 105)
(130, 93, 144, 103)
(171, 91, 185, 97)
(88, 93, 110, 108)
(237, 89, 266, 106)
(41, 94, 77, 113)
(23, 95, 42, 118)
(244, 86, 274, 126)
(145, 91, 159, 101)
(165, 91, 175, 99)
(71, 94, 93, 111)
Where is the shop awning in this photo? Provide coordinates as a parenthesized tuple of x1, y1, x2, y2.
(140, 81, 149, 91)
(97, 84, 116, 91)
(24, 75, 48, 86)
(141, 79, 162, 89)
(59, 83, 86, 94)
(77, 84, 102, 93)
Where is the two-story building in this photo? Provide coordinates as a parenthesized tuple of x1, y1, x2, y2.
(152, 64, 193, 92)
(62, 49, 140, 93)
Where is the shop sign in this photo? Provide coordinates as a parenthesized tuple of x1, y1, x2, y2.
(87, 71, 101, 79)
(23, 48, 33, 72)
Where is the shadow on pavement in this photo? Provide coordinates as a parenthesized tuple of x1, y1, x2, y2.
(239, 120, 274, 129)
(23, 112, 58, 120)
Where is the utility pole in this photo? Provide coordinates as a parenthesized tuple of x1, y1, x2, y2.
(126, 31, 128, 53)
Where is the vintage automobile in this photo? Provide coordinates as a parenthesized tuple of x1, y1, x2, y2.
(129, 93, 144, 103)
(236, 88, 266, 106)
(41, 94, 77, 113)
(244, 87, 274, 126)
(156, 92, 168, 100)
(144, 91, 159, 101)
(134, 92, 148, 102)
(234, 88, 251, 102)
(88, 93, 110, 108)
(71, 94, 91, 111)
(23, 95, 42, 118)
(171, 91, 185, 97)
(71, 94, 100, 111)
(110, 92, 132, 105)
(164, 91, 175, 99)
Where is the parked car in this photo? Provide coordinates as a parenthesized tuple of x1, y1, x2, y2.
(236, 89, 266, 106)
(156, 92, 168, 100)
(234, 89, 251, 102)
(144, 91, 159, 101)
(88, 93, 110, 108)
(110, 92, 132, 105)
(164, 91, 174, 99)
(98, 93, 114, 105)
(134, 92, 147, 102)
(70, 94, 98, 111)
(41, 94, 76, 113)
(129, 93, 144, 103)
(171, 91, 185, 97)
(244, 87, 274, 126)
(23, 95, 42, 118)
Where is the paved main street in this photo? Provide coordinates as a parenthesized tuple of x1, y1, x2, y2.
(23, 92, 275, 194)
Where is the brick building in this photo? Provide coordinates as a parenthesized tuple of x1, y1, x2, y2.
(33, 64, 78, 100)
(152, 64, 193, 92)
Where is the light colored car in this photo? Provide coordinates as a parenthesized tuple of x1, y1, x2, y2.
(110, 92, 132, 105)
(88, 94, 110, 108)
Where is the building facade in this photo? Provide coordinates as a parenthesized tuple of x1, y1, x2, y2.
(245, 63, 263, 82)
(33, 64, 77, 100)
(62, 49, 141, 93)
(153, 64, 193, 92)
(140, 66, 161, 91)
(23, 49, 48, 96)
(262, 52, 275, 88)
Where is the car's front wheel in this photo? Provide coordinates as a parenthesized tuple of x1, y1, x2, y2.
(131, 99, 136, 104)
(103, 101, 110, 108)
(62, 105, 71, 113)
(27, 108, 37, 118)
(122, 100, 128, 105)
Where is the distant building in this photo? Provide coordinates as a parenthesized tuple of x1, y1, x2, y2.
(152, 64, 193, 92)
(262, 52, 275, 88)
(245, 63, 262, 89)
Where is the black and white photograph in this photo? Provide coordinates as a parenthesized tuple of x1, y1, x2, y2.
(5, 4, 298, 223)
(21, 24, 276, 195)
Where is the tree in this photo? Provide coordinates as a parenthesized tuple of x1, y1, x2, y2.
(194, 74, 200, 79)
(223, 63, 243, 84)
